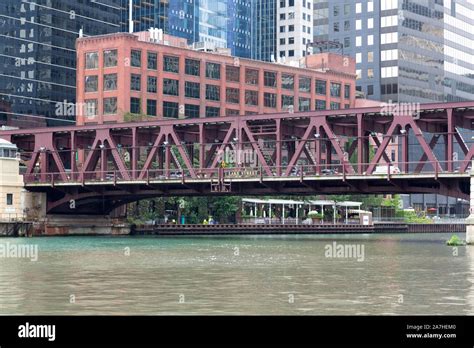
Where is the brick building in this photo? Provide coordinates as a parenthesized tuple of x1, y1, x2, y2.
(76, 31, 356, 125)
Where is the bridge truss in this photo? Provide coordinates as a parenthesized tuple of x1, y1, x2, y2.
(1, 102, 473, 214)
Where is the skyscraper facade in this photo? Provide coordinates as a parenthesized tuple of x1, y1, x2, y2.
(252, 0, 277, 61)
(123, 0, 252, 58)
(0, 0, 121, 128)
(277, 0, 313, 60)
(315, 0, 474, 104)
(314, 0, 474, 215)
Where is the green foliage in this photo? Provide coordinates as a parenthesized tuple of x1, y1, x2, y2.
(396, 210, 432, 223)
(446, 235, 466, 246)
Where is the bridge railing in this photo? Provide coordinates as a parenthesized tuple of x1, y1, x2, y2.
(22, 159, 470, 185)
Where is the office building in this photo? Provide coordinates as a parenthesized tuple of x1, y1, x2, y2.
(0, 0, 121, 128)
(314, 0, 473, 215)
(122, 0, 252, 58)
(252, 0, 277, 61)
(75, 31, 356, 125)
(277, 0, 313, 60)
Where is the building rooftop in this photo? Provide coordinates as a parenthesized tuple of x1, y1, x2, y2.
(77, 30, 356, 78)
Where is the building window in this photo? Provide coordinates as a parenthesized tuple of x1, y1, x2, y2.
(131, 74, 141, 91)
(281, 95, 294, 110)
(185, 81, 200, 99)
(163, 79, 179, 96)
(245, 90, 258, 106)
(130, 97, 141, 114)
(281, 74, 294, 90)
(344, 4, 351, 15)
(316, 100, 326, 110)
(103, 97, 117, 115)
(103, 74, 117, 91)
(147, 99, 157, 116)
(6, 193, 13, 206)
(264, 71, 277, 87)
(344, 20, 350, 31)
(85, 52, 98, 69)
(185, 104, 200, 118)
(245, 69, 259, 85)
(164, 56, 179, 73)
(226, 109, 240, 116)
(206, 85, 220, 101)
(368, 35, 374, 46)
(226, 88, 240, 104)
(147, 52, 157, 70)
(367, 85, 374, 95)
(330, 83, 341, 97)
(206, 62, 221, 79)
(288, 37, 295, 45)
(299, 97, 310, 111)
(131, 50, 141, 67)
(344, 37, 350, 48)
(330, 102, 340, 110)
(85, 76, 98, 92)
(344, 85, 350, 99)
(280, 38, 286, 45)
(368, 51, 374, 63)
(316, 80, 326, 95)
(147, 76, 157, 93)
(163, 101, 179, 118)
(288, 50, 295, 57)
(206, 106, 220, 117)
(299, 76, 311, 93)
(264, 93, 277, 108)
(185, 59, 200, 76)
(104, 50, 117, 68)
(226, 66, 240, 82)
(280, 26, 285, 33)
(85, 99, 98, 117)
(367, 69, 374, 79)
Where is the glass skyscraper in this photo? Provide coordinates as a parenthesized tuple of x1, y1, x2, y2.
(123, 0, 252, 58)
(0, 0, 121, 128)
(314, 0, 474, 214)
(252, 0, 277, 61)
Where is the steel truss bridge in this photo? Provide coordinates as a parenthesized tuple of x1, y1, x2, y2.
(1, 101, 474, 214)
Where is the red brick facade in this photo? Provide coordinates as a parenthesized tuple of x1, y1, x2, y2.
(76, 32, 356, 125)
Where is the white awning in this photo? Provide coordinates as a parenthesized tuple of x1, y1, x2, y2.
(336, 201, 363, 207)
(242, 198, 268, 204)
(307, 200, 335, 206)
(242, 198, 305, 205)
(266, 199, 305, 205)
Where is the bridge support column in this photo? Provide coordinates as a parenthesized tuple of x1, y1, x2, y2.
(466, 160, 474, 245)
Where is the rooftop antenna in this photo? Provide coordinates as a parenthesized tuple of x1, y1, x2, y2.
(129, 0, 133, 33)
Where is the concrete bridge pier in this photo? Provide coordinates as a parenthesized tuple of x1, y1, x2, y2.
(467, 160, 474, 245)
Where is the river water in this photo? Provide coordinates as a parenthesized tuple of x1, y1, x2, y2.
(0, 233, 473, 315)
